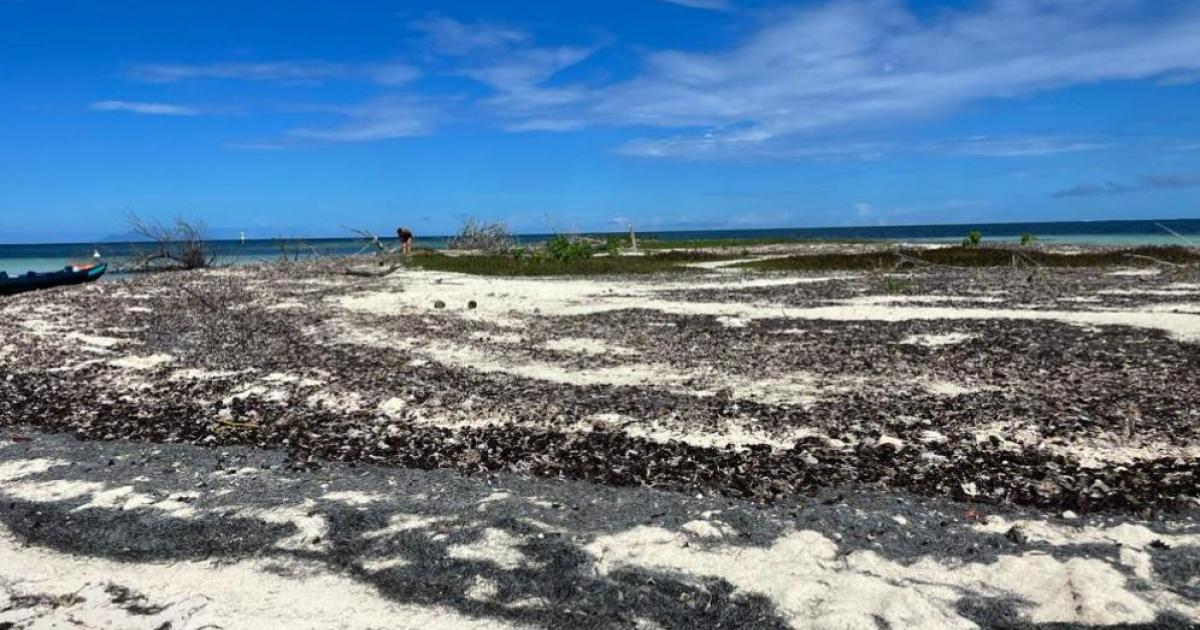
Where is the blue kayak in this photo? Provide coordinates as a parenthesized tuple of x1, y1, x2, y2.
(0, 263, 107, 296)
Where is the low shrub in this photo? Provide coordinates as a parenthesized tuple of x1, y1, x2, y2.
(736, 245, 1200, 271)
(546, 235, 595, 262)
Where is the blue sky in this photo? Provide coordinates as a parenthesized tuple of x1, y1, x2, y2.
(2, 0, 1200, 243)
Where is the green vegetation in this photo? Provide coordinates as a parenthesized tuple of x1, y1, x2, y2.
(545, 234, 596, 262)
(735, 246, 1200, 272)
(636, 236, 875, 250)
(961, 230, 983, 247)
(1020, 233, 1038, 246)
(407, 251, 731, 276)
(603, 235, 627, 257)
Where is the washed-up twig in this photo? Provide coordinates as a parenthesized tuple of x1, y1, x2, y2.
(891, 251, 961, 269)
(1123, 253, 1186, 268)
(340, 264, 402, 278)
(214, 419, 260, 433)
(1011, 250, 1044, 268)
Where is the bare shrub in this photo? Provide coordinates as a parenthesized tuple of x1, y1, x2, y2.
(447, 217, 514, 253)
(125, 212, 215, 271)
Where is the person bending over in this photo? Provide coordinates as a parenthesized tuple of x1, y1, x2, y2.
(396, 227, 413, 255)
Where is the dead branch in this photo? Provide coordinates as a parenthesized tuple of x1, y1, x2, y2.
(124, 211, 215, 271)
(339, 263, 402, 278)
(335, 225, 405, 277)
(343, 226, 393, 256)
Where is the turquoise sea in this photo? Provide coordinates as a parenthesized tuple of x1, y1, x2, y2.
(1, 218, 1197, 276)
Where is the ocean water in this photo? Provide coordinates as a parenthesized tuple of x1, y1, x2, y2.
(1, 218, 1197, 276)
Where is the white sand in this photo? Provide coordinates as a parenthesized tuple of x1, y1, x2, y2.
(109, 354, 174, 370)
(447, 528, 530, 570)
(4, 451, 1198, 628)
(422, 342, 839, 408)
(585, 524, 1199, 628)
(0, 525, 519, 630)
(339, 269, 1200, 342)
(68, 333, 127, 350)
(542, 337, 639, 356)
(922, 380, 983, 397)
(901, 332, 978, 347)
(584, 412, 821, 450)
(1107, 269, 1161, 277)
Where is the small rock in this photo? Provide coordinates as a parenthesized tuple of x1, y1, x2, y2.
(1005, 525, 1028, 544)
(433, 300, 446, 309)
(467, 300, 478, 309)
(1061, 510, 1078, 520)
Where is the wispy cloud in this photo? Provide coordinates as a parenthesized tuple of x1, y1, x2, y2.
(1157, 71, 1200, 86)
(285, 97, 439, 143)
(926, 136, 1112, 157)
(653, 0, 731, 11)
(409, 15, 596, 96)
(129, 60, 419, 85)
(463, 46, 595, 92)
(616, 129, 888, 161)
(117, 1, 1200, 157)
(1051, 173, 1200, 197)
(409, 15, 530, 56)
(503, 0, 1200, 159)
(89, 100, 199, 116)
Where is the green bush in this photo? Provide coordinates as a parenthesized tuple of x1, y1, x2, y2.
(546, 235, 595, 263)
(736, 245, 1200, 271)
(1020, 233, 1038, 246)
(603, 236, 625, 257)
(962, 230, 983, 247)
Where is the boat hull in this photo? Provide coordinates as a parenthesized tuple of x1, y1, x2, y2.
(0, 263, 108, 296)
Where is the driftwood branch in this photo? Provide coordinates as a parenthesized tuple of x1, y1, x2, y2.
(335, 225, 404, 277)
(343, 226, 394, 256)
(1123, 253, 1187, 268)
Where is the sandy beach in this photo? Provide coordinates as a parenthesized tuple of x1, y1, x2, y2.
(2, 244, 1199, 628)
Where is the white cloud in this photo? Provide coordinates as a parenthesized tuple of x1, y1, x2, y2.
(503, 0, 1200, 158)
(408, 16, 596, 95)
(286, 97, 438, 143)
(925, 136, 1112, 157)
(463, 46, 595, 91)
(129, 60, 419, 85)
(616, 129, 888, 161)
(1051, 172, 1200, 197)
(140, 1, 1200, 157)
(654, 0, 731, 11)
(89, 100, 199, 116)
(409, 15, 530, 56)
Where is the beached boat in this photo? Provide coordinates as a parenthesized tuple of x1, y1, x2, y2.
(0, 263, 107, 296)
